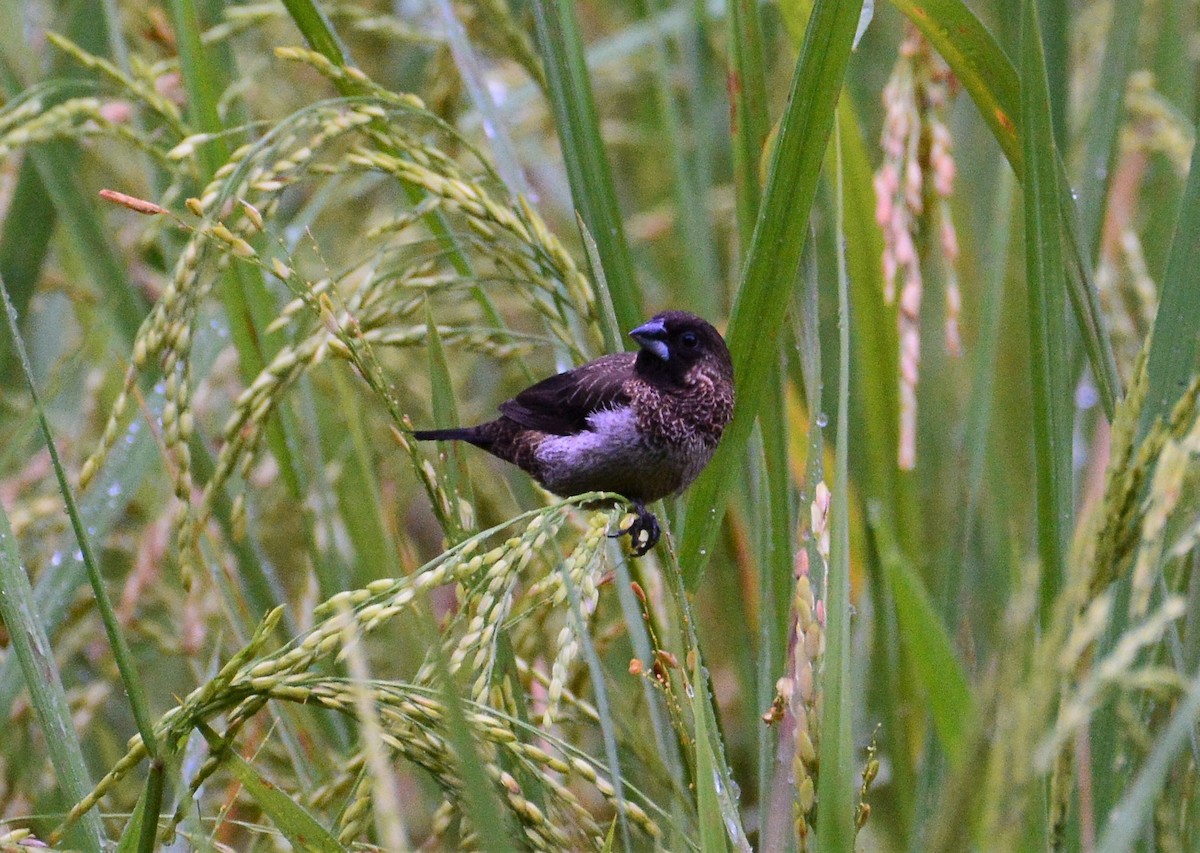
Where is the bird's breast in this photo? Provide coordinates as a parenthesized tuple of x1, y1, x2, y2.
(532, 406, 704, 502)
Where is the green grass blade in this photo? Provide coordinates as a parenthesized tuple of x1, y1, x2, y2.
(12, 142, 148, 346)
(1037, 0, 1069, 148)
(870, 504, 974, 766)
(1142, 118, 1200, 431)
(1153, 0, 1192, 114)
(0, 400, 158, 721)
(115, 760, 165, 853)
(435, 0, 530, 196)
(530, 0, 643, 333)
(166, 0, 223, 174)
(324, 371, 401, 581)
(576, 213, 623, 358)
(278, 0, 352, 69)
(727, 0, 769, 253)
(756, 363, 792, 827)
(835, 97, 911, 533)
(815, 120, 855, 852)
(642, 0, 722, 318)
(115, 775, 149, 853)
(167, 0, 309, 505)
(1020, 0, 1073, 625)
(425, 301, 469, 528)
(199, 724, 345, 852)
(560, 550, 633, 849)
(679, 0, 863, 581)
(0, 160, 55, 378)
(1076, 0, 1144, 260)
(692, 651, 731, 852)
(730, 0, 788, 827)
(0, 483, 105, 852)
(137, 762, 165, 853)
(1056, 159, 1123, 420)
(1, 276, 159, 760)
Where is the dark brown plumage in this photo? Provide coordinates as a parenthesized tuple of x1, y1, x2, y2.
(413, 311, 734, 555)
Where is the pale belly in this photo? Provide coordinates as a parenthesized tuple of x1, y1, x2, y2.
(532, 407, 709, 502)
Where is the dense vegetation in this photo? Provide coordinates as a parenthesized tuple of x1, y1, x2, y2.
(0, 0, 1198, 850)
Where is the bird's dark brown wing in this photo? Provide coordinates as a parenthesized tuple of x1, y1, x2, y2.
(498, 353, 635, 435)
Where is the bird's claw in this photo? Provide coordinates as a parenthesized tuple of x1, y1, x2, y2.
(609, 504, 661, 557)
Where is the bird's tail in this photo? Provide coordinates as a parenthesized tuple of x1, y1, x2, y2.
(412, 427, 480, 443)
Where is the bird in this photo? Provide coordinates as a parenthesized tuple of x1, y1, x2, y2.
(413, 311, 735, 555)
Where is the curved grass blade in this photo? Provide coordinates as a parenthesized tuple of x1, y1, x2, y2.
(425, 301, 470, 532)
(1142, 117, 1200, 433)
(679, 0, 864, 580)
(2, 275, 159, 759)
(0, 161, 55, 378)
(1021, 0, 1072, 625)
(869, 504, 974, 766)
(692, 651, 731, 852)
(0, 489, 106, 852)
(278, 0, 353, 70)
(198, 723, 345, 852)
(530, 0, 643, 333)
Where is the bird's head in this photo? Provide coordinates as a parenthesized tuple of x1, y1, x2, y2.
(630, 311, 733, 385)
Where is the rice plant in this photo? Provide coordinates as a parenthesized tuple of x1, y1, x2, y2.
(0, 0, 1198, 850)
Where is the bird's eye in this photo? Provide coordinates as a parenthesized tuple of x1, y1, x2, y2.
(681, 331, 699, 348)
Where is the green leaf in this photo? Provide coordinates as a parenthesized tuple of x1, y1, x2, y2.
(200, 725, 344, 852)
(425, 301, 470, 528)
(870, 504, 975, 766)
(0, 160, 55, 379)
(1, 275, 159, 759)
(114, 778, 149, 853)
(0, 454, 105, 851)
(641, 0, 722, 318)
(679, 0, 864, 581)
(530, 0, 643, 333)
(0, 4, 149, 355)
(816, 120, 856, 852)
(1037, 0, 1069, 149)
(727, 0, 769, 252)
(1142, 114, 1200, 432)
(278, 0, 352, 69)
(691, 652, 730, 853)
(1076, 0, 1145, 260)
(1020, 0, 1073, 624)
(115, 762, 164, 853)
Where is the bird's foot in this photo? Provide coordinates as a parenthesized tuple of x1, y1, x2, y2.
(609, 502, 661, 557)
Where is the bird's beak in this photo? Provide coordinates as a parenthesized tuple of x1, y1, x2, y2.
(630, 319, 670, 361)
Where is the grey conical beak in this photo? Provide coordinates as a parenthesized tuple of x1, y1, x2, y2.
(630, 318, 670, 361)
